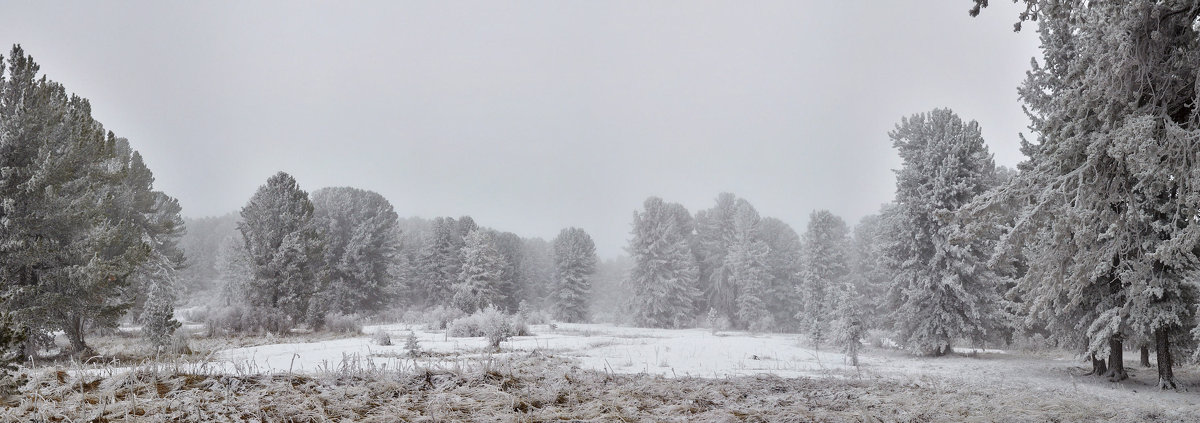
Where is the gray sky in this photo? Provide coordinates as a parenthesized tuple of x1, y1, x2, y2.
(1, 1, 1039, 258)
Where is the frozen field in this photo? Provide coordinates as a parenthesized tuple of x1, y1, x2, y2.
(214, 322, 1200, 410)
(9, 322, 1200, 421)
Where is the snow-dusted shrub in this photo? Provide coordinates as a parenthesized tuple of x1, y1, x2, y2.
(404, 331, 420, 356)
(705, 308, 728, 334)
(372, 330, 392, 346)
(203, 305, 294, 336)
(415, 306, 466, 330)
(446, 306, 531, 349)
(324, 314, 362, 334)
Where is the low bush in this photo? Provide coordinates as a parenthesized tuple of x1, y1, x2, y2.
(402, 306, 466, 331)
(372, 330, 392, 346)
(324, 314, 363, 334)
(446, 306, 531, 349)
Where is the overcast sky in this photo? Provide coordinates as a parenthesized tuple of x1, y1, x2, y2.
(2, 1, 1039, 257)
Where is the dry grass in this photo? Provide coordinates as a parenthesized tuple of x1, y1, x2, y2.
(1, 352, 1190, 422)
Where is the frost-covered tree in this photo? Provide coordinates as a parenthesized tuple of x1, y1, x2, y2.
(970, 1, 1200, 388)
(758, 217, 803, 332)
(491, 231, 524, 311)
(415, 217, 460, 306)
(694, 193, 738, 320)
(415, 216, 478, 307)
(518, 237, 554, 310)
(311, 187, 400, 314)
(884, 109, 1003, 356)
(0, 46, 185, 354)
(849, 208, 892, 329)
(831, 282, 866, 366)
(453, 229, 507, 313)
(215, 234, 255, 306)
(799, 210, 851, 349)
(238, 172, 325, 326)
(551, 227, 597, 323)
(625, 197, 701, 328)
(727, 200, 773, 331)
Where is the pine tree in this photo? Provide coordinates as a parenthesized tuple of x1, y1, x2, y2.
(757, 217, 803, 332)
(625, 197, 700, 328)
(694, 193, 738, 320)
(849, 209, 892, 330)
(453, 229, 507, 313)
(970, 1, 1200, 388)
(518, 237, 554, 310)
(311, 187, 400, 314)
(799, 210, 851, 349)
(491, 231, 525, 311)
(728, 200, 772, 331)
(551, 227, 597, 323)
(885, 109, 1003, 356)
(831, 282, 865, 366)
(238, 172, 325, 326)
(0, 46, 183, 354)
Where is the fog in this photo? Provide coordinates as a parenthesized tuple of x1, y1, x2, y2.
(0, 0, 1039, 256)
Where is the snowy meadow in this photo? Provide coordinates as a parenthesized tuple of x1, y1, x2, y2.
(5, 317, 1199, 421)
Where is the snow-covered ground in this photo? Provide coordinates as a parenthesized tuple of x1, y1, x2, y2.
(211, 321, 1200, 411)
(214, 323, 856, 378)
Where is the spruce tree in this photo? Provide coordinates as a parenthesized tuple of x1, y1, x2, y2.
(694, 193, 738, 321)
(625, 197, 700, 328)
(885, 109, 1003, 356)
(453, 229, 507, 313)
(238, 172, 325, 326)
(551, 227, 597, 323)
(311, 187, 400, 314)
(757, 217, 803, 332)
(728, 200, 772, 331)
(799, 210, 851, 349)
(970, 1, 1200, 388)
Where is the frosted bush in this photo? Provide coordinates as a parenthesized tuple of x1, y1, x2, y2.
(419, 306, 466, 330)
(404, 331, 420, 356)
(372, 330, 393, 346)
(324, 314, 363, 334)
(446, 306, 530, 349)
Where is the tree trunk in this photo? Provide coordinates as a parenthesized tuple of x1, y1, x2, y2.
(1103, 336, 1127, 381)
(62, 314, 94, 357)
(20, 326, 38, 360)
(1140, 344, 1151, 367)
(1155, 327, 1175, 390)
(1087, 353, 1107, 376)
